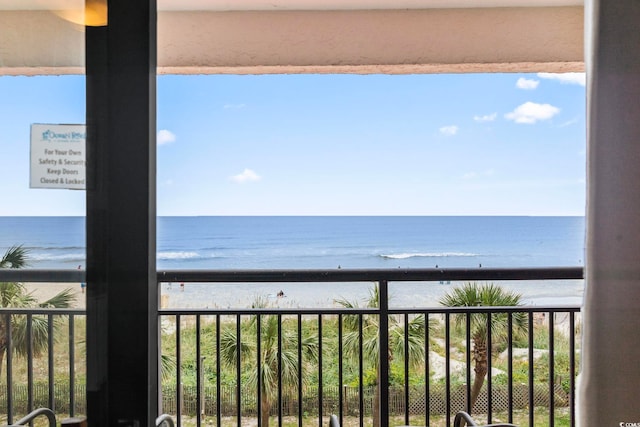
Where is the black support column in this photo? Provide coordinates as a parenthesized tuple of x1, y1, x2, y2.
(85, 1, 158, 425)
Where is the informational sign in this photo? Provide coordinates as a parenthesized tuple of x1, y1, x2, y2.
(30, 124, 86, 190)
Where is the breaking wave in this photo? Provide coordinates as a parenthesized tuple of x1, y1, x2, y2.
(158, 251, 202, 260)
(380, 252, 478, 260)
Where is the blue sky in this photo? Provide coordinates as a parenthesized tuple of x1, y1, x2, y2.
(0, 72, 586, 216)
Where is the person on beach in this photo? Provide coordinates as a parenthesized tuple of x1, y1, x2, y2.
(78, 265, 86, 293)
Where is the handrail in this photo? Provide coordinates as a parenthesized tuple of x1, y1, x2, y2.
(453, 411, 517, 427)
(158, 267, 584, 283)
(8, 408, 56, 426)
(0, 266, 584, 284)
(156, 414, 175, 427)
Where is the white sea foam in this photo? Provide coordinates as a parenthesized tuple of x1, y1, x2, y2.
(30, 252, 85, 261)
(158, 251, 201, 260)
(380, 252, 478, 260)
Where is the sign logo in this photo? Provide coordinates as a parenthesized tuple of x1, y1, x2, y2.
(30, 124, 86, 190)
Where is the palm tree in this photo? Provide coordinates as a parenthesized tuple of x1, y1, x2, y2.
(439, 282, 527, 410)
(0, 246, 76, 375)
(219, 297, 318, 427)
(336, 285, 429, 427)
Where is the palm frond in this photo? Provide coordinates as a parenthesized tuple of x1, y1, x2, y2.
(440, 281, 528, 344)
(38, 288, 76, 309)
(161, 354, 177, 381)
(0, 282, 30, 307)
(0, 246, 29, 269)
(12, 315, 53, 357)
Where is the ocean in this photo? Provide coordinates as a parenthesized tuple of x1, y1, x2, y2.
(0, 216, 585, 308)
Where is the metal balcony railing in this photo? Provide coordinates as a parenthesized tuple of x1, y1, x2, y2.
(0, 267, 583, 427)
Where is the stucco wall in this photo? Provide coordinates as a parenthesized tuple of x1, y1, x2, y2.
(0, 6, 584, 75)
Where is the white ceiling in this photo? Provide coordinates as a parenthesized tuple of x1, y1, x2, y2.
(0, 0, 584, 11)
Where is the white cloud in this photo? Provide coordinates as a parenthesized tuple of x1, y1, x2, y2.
(558, 117, 579, 128)
(157, 129, 176, 145)
(230, 168, 261, 183)
(473, 113, 497, 123)
(516, 78, 539, 90)
(537, 72, 586, 86)
(439, 125, 458, 136)
(505, 102, 560, 124)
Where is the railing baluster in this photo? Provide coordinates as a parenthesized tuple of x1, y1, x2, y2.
(69, 314, 75, 417)
(358, 313, 363, 427)
(528, 311, 535, 427)
(465, 312, 471, 414)
(215, 314, 221, 427)
(424, 311, 430, 427)
(402, 313, 409, 425)
(297, 314, 303, 427)
(278, 313, 283, 427)
(549, 311, 555, 427)
(27, 314, 34, 417)
(507, 312, 514, 424)
(317, 314, 323, 427)
(47, 314, 55, 412)
(445, 311, 451, 427)
(6, 312, 13, 425)
(236, 314, 241, 427)
(195, 315, 201, 427)
(337, 314, 343, 427)
(257, 313, 262, 427)
(176, 314, 182, 427)
(378, 280, 390, 427)
(487, 312, 493, 424)
(570, 311, 576, 427)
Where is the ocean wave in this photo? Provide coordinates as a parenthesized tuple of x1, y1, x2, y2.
(29, 253, 85, 261)
(158, 251, 202, 260)
(380, 252, 478, 259)
(26, 245, 85, 251)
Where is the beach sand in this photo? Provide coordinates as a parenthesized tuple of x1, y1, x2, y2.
(24, 282, 86, 309)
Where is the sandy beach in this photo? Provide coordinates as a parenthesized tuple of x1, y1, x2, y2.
(18, 281, 582, 320)
(23, 282, 86, 309)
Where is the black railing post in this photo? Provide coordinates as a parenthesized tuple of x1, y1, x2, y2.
(549, 312, 555, 427)
(378, 280, 389, 427)
(297, 314, 303, 427)
(317, 314, 322, 427)
(257, 314, 262, 427)
(236, 315, 241, 427)
(507, 313, 514, 424)
(195, 316, 201, 427)
(528, 311, 535, 427)
(337, 314, 343, 426)
(26, 315, 33, 416)
(403, 313, 409, 426)
(358, 315, 363, 427)
(278, 314, 283, 427)
(47, 314, 55, 412)
(69, 315, 75, 417)
(6, 312, 13, 425)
